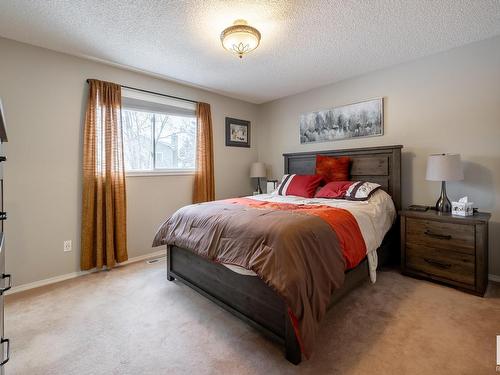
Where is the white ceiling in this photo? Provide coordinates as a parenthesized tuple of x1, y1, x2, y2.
(1, 1, 500, 103)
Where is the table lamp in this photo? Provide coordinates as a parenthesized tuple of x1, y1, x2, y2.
(425, 153, 464, 212)
(250, 162, 266, 194)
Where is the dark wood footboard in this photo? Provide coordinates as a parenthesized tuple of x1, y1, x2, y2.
(166, 232, 395, 364)
(166, 245, 302, 364)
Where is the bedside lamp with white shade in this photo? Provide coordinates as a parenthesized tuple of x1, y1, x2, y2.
(426, 153, 464, 212)
(250, 162, 266, 194)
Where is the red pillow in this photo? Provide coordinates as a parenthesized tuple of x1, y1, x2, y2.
(274, 174, 323, 198)
(315, 155, 350, 182)
(315, 181, 354, 199)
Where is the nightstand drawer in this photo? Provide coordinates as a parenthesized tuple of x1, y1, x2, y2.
(405, 243, 475, 286)
(406, 217, 474, 255)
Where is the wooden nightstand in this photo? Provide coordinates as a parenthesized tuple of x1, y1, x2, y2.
(400, 209, 490, 296)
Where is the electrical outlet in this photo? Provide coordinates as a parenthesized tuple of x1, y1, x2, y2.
(63, 240, 72, 252)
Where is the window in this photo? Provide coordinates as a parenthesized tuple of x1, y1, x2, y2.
(121, 89, 197, 175)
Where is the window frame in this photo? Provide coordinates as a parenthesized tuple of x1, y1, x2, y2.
(121, 89, 197, 177)
(125, 169, 196, 177)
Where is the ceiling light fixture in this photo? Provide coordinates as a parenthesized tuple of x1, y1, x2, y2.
(220, 19, 261, 59)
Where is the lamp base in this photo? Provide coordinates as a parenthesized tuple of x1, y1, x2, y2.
(435, 181, 451, 212)
(256, 178, 262, 194)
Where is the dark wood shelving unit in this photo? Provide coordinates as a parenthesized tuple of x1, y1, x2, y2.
(0, 99, 10, 373)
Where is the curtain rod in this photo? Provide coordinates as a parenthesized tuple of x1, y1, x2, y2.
(85, 79, 199, 105)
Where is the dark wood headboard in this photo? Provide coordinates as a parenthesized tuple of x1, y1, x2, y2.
(283, 145, 402, 210)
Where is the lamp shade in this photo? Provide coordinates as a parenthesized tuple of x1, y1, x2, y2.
(425, 153, 464, 181)
(250, 162, 266, 178)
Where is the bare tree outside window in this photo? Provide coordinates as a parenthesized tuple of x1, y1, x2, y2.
(122, 108, 196, 172)
(154, 113, 196, 169)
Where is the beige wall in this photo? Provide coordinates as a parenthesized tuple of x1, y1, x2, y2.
(0, 37, 259, 286)
(258, 36, 500, 277)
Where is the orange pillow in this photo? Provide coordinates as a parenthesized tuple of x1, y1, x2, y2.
(315, 155, 350, 183)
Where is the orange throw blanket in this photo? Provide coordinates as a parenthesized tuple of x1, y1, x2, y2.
(225, 198, 367, 270)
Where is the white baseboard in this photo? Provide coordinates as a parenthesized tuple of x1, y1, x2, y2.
(5, 249, 166, 295)
(489, 274, 500, 283)
(117, 249, 165, 266)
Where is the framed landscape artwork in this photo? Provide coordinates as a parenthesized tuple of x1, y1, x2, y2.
(299, 98, 383, 144)
(225, 117, 250, 147)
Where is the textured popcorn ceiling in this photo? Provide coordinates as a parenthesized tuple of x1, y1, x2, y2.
(0, 1, 500, 103)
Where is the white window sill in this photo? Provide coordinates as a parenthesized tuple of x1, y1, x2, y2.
(126, 170, 195, 177)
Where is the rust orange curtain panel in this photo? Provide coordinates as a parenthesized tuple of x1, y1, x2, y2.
(81, 79, 128, 270)
(193, 102, 215, 203)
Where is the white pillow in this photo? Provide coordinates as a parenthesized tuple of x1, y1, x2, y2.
(345, 181, 381, 201)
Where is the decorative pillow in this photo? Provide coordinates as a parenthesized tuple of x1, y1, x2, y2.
(274, 174, 323, 198)
(345, 181, 381, 201)
(315, 155, 350, 182)
(315, 181, 354, 199)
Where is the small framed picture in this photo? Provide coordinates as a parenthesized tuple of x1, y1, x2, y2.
(225, 117, 250, 148)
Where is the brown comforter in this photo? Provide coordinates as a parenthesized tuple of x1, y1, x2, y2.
(152, 198, 366, 358)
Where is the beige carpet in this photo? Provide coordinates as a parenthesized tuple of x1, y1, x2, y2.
(5, 259, 500, 375)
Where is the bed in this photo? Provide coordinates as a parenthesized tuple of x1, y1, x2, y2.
(155, 145, 402, 364)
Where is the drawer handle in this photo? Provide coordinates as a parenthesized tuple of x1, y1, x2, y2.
(424, 230, 451, 240)
(0, 274, 11, 294)
(424, 258, 452, 270)
(0, 338, 9, 366)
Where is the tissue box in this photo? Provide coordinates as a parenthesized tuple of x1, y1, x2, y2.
(451, 201, 474, 216)
(266, 180, 279, 194)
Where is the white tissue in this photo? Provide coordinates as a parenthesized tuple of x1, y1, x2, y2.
(453, 196, 474, 216)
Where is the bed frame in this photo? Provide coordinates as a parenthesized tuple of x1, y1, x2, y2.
(166, 145, 402, 364)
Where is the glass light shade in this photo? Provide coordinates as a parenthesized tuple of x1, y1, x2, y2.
(221, 20, 261, 58)
(426, 153, 464, 181)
